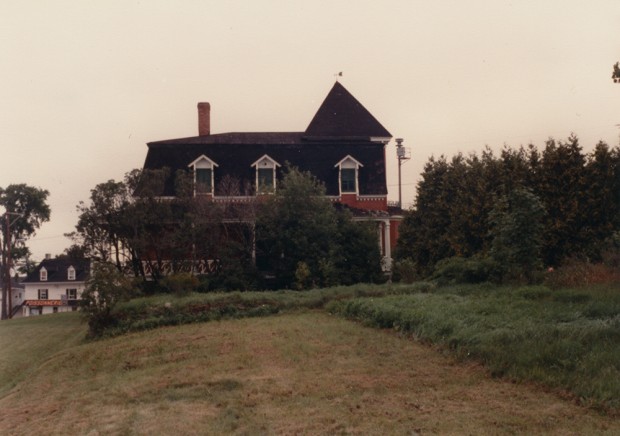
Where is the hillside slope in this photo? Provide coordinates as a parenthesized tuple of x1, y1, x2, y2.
(0, 312, 85, 397)
(1, 312, 618, 434)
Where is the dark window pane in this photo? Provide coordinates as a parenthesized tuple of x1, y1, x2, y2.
(196, 168, 212, 193)
(258, 168, 274, 193)
(341, 168, 356, 193)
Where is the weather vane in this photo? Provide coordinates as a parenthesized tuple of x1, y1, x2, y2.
(334, 71, 343, 81)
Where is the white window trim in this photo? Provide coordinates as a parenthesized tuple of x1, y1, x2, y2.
(38, 289, 48, 300)
(40, 267, 47, 282)
(66, 288, 78, 300)
(67, 266, 76, 281)
(251, 154, 281, 194)
(188, 155, 218, 196)
(334, 155, 363, 195)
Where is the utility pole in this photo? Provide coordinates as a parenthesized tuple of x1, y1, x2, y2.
(1, 214, 8, 320)
(395, 138, 411, 209)
(6, 213, 12, 318)
(2, 211, 23, 320)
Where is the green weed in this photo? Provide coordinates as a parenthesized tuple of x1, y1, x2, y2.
(331, 283, 620, 413)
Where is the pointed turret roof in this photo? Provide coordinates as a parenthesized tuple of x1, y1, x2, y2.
(304, 82, 391, 140)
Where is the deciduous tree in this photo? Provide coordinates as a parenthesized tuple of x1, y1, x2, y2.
(80, 262, 134, 337)
(255, 166, 382, 289)
(0, 184, 50, 319)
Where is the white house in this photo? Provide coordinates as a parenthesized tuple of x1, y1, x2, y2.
(21, 257, 90, 316)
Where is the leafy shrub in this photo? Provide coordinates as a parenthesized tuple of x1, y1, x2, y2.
(195, 275, 210, 293)
(295, 262, 312, 290)
(81, 263, 136, 338)
(431, 256, 499, 285)
(137, 279, 165, 296)
(392, 258, 419, 284)
(92, 282, 436, 338)
(161, 273, 199, 297)
(206, 247, 262, 292)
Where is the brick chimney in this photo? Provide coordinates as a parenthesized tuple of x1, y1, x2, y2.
(198, 102, 210, 136)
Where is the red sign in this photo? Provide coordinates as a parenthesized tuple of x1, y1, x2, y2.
(24, 300, 63, 307)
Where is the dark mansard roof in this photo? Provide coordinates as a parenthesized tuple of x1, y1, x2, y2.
(141, 82, 391, 197)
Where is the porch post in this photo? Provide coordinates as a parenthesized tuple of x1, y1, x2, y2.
(377, 222, 383, 254)
(383, 219, 392, 271)
(383, 220, 391, 261)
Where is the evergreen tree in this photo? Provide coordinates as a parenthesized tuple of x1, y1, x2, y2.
(582, 142, 620, 259)
(536, 135, 587, 265)
(489, 187, 546, 282)
(333, 214, 383, 286)
(396, 135, 619, 277)
(395, 156, 454, 275)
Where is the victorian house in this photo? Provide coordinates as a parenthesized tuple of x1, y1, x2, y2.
(141, 82, 403, 270)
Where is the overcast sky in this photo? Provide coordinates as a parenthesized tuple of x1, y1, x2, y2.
(2, 0, 619, 261)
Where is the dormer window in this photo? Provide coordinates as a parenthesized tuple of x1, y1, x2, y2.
(68, 266, 76, 281)
(40, 267, 48, 281)
(188, 155, 218, 195)
(335, 155, 363, 194)
(251, 155, 281, 194)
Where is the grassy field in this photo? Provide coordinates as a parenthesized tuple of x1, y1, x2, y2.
(331, 283, 620, 412)
(0, 313, 84, 397)
(1, 311, 619, 435)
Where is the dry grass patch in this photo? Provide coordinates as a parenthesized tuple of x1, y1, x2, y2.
(1, 312, 619, 435)
(0, 313, 84, 396)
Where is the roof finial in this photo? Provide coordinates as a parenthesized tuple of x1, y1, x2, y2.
(334, 71, 343, 81)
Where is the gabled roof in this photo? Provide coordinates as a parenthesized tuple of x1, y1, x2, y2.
(188, 154, 219, 168)
(251, 154, 281, 168)
(23, 258, 90, 284)
(334, 155, 364, 168)
(304, 82, 392, 140)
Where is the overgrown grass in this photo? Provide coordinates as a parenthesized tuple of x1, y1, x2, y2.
(98, 282, 434, 338)
(328, 283, 620, 414)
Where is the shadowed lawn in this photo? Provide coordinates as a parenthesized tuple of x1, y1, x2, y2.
(1, 312, 619, 435)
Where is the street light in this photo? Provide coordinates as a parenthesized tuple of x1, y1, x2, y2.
(395, 138, 411, 209)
